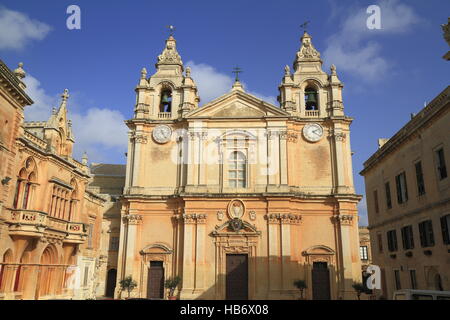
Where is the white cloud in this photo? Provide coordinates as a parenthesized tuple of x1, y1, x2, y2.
(70, 108, 128, 150)
(186, 60, 277, 106)
(186, 61, 233, 104)
(323, 0, 421, 81)
(23, 74, 58, 121)
(23, 74, 127, 163)
(0, 7, 51, 50)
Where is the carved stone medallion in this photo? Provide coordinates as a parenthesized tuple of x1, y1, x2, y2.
(227, 199, 245, 220)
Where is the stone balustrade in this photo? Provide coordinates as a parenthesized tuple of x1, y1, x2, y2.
(7, 209, 86, 243)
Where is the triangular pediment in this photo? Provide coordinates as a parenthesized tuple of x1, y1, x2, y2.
(186, 90, 289, 119)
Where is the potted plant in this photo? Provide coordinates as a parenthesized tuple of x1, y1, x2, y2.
(352, 282, 366, 300)
(119, 276, 137, 299)
(293, 279, 307, 300)
(164, 276, 181, 300)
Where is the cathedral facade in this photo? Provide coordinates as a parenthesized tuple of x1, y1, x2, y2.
(117, 32, 362, 300)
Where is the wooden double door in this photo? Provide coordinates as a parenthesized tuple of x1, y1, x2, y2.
(147, 261, 164, 299)
(312, 262, 331, 300)
(226, 254, 248, 300)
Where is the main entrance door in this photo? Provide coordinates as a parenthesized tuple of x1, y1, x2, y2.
(105, 268, 117, 298)
(226, 254, 248, 300)
(147, 261, 164, 299)
(312, 262, 331, 300)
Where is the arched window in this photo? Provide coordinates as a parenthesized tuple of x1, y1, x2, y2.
(159, 89, 172, 113)
(228, 151, 246, 188)
(304, 87, 318, 111)
(13, 160, 37, 210)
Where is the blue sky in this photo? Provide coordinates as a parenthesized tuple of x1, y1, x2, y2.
(0, 0, 449, 225)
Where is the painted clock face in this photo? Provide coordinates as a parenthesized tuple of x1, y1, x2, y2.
(303, 123, 324, 142)
(152, 125, 172, 144)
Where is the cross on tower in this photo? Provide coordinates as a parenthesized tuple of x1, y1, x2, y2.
(300, 21, 310, 33)
(232, 67, 243, 82)
(61, 89, 69, 102)
(166, 25, 175, 36)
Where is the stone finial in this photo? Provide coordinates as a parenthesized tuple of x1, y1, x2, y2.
(52, 107, 57, 115)
(231, 80, 244, 91)
(68, 119, 72, 127)
(82, 151, 88, 165)
(141, 67, 147, 79)
(378, 138, 389, 149)
(185, 66, 191, 78)
(156, 35, 183, 67)
(14, 62, 26, 79)
(331, 64, 337, 75)
(284, 65, 290, 76)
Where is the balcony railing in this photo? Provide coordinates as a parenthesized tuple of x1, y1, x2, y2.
(304, 110, 320, 117)
(158, 112, 171, 119)
(6, 209, 86, 243)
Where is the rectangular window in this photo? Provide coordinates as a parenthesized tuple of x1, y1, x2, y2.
(410, 270, 417, 289)
(385, 182, 392, 209)
(436, 148, 448, 180)
(395, 172, 408, 204)
(387, 230, 398, 252)
(377, 233, 383, 253)
(373, 190, 379, 214)
(360, 246, 368, 260)
(441, 214, 450, 245)
(83, 266, 89, 287)
(401, 225, 415, 250)
(394, 270, 401, 290)
(419, 220, 435, 247)
(415, 161, 426, 196)
(109, 236, 119, 251)
(87, 224, 93, 248)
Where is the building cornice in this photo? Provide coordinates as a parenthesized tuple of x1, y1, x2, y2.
(0, 59, 33, 106)
(360, 86, 450, 176)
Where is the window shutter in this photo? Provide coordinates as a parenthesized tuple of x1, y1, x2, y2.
(401, 228, 406, 250)
(427, 221, 434, 246)
(395, 175, 402, 204)
(403, 173, 408, 201)
(441, 216, 450, 244)
(419, 223, 425, 247)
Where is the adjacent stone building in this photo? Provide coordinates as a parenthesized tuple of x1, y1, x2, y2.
(360, 86, 450, 299)
(0, 61, 106, 300)
(117, 32, 363, 300)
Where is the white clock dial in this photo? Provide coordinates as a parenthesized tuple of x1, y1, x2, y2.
(303, 123, 323, 142)
(152, 125, 172, 144)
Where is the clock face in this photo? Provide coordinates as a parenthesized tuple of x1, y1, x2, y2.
(303, 123, 324, 142)
(152, 125, 172, 144)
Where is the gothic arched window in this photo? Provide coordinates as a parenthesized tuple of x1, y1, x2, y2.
(13, 159, 37, 210)
(160, 89, 172, 113)
(228, 151, 246, 188)
(305, 87, 318, 111)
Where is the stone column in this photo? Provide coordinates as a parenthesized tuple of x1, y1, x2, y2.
(266, 214, 281, 296)
(121, 213, 142, 298)
(194, 214, 207, 294)
(331, 128, 347, 194)
(180, 214, 196, 299)
(333, 214, 355, 299)
(279, 132, 288, 188)
(280, 214, 291, 291)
